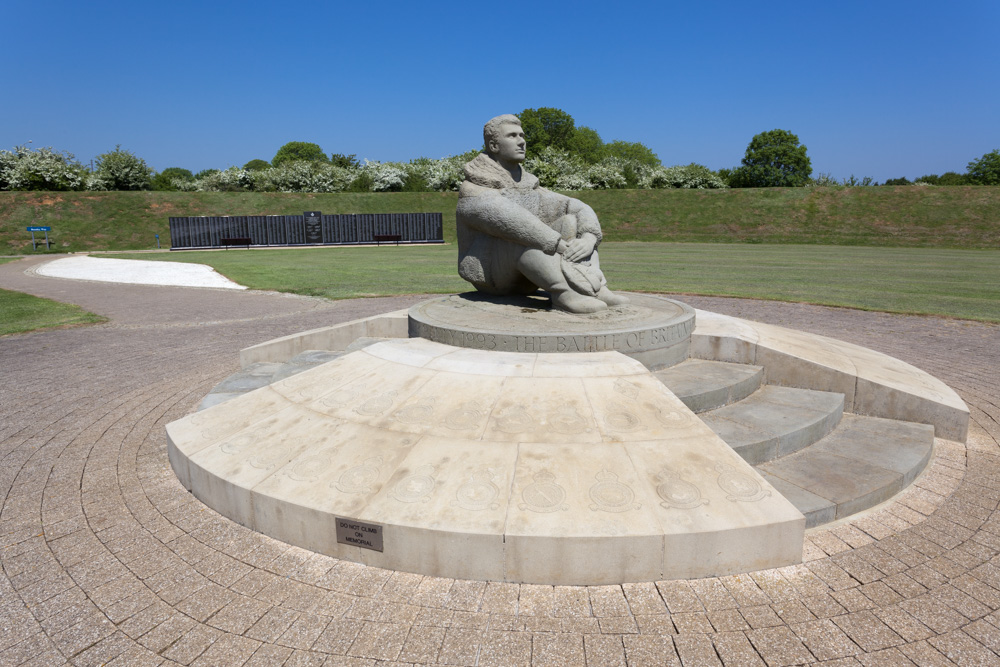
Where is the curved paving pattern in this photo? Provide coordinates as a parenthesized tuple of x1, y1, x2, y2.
(2, 256, 999, 665)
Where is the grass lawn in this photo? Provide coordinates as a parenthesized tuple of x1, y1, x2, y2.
(0, 288, 106, 336)
(103, 243, 1000, 323)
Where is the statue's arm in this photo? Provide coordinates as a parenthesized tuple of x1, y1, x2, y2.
(539, 188, 603, 245)
(457, 184, 563, 253)
(566, 198, 603, 245)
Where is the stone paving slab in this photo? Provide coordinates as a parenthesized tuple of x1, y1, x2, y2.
(1, 258, 998, 665)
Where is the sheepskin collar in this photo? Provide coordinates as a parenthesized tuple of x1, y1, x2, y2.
(463, 153, 539, 190)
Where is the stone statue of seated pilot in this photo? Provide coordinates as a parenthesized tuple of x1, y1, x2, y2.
(456, 114, 629, 314)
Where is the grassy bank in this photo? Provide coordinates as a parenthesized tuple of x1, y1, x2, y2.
(103, 243, 1000, 323)
(3, 186, 998, 254)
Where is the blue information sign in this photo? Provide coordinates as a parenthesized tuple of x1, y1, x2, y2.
(27, 226, 52, 232)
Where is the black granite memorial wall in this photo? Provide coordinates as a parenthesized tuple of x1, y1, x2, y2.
(168, 213, 444, 249)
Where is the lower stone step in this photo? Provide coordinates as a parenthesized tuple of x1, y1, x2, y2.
(757, 414, 935, 527)
(700, 385, 845, 464)
(654, 358, 763, 413)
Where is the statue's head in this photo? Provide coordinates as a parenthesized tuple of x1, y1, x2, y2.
(483, 114, 526, 164)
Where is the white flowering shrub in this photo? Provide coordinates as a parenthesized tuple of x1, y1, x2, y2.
(172, 177, 201, 192)
(306, 163, 355, 192)
(1, 144, 726, 193)
(0, 146, 86, 191)
(248, 162, 355, 193)
(84, 172, 111, 191)
(808, 172, 839, 187)
(255, 162, 314, 192)
(648, 163, 727, 189)
(196, 167, 255, 192)
(356, 160, 407, 192)
(97, 151, 151, 190)
(553, 172, 594, 190)
(585, 159, 630, 189)
(525, 147, 590, 189)
(408, 155, 467, 192)
(520, 151, 725, 190)
(92, 145, 153, 190)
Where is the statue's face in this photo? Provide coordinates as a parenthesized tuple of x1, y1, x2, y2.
(492, 123, 526, 164)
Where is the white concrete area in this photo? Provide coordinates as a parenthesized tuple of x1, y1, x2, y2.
(36, 256, 246, 289)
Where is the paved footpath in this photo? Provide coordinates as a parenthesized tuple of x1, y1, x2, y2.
(2, 255, 999, 666)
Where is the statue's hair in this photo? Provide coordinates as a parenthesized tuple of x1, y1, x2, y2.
(483, 114, 522, 155)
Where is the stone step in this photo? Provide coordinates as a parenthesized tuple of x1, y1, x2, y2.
(757, 414, 935, 528)
(700, 385, 845, 464)
(654, 359, 763, 413)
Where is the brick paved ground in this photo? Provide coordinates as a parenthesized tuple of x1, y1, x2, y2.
(2, 256, 999, 666)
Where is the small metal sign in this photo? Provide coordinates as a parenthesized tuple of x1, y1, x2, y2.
(335, 517, 384, 552)
(27, 226, 52, 249)
(303, 211, 322, 244)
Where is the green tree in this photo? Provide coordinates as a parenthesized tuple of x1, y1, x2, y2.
(346, 171, 374, 192)
(272, 141, 328, 167)
(243, 159, 270, 171)
(401, 170, 430, 192)
(195, 169, 220, 179)
(567, 126, 604, 164)
(914, 173, 969, 185)
(937, 172, 970, 186)
(151, 167, 195, 191)
(518, 107, 577, 159)
(601, 140, 661, 167)
(330, 153, 360, 169)
(882, 177, 911, 186)
(967, 149, 1000, 185)
(730, 129, 812, 187)
(92, 145, 153, 190)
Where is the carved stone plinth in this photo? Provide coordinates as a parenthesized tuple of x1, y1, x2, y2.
(409, 292, 695, 369)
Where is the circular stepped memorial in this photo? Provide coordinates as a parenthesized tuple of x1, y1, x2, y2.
(167, 293, 969, 584)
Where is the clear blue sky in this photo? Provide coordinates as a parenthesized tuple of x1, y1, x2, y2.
(4, 0, 998, 183)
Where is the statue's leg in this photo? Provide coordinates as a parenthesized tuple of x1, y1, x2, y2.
(587, 250, 630, 306)
(517, 248, 607, 314)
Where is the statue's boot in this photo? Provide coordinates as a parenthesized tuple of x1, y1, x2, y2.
(595, 286, 630, 306)
(552, 288, 607, 314)
(517, 248, 606, 314)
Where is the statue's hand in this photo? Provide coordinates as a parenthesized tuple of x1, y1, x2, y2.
(563, 235, 596, 262)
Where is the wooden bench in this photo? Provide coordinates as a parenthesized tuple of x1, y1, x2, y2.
(220, 237, 252, 249)
(373, 234, 402, 246)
